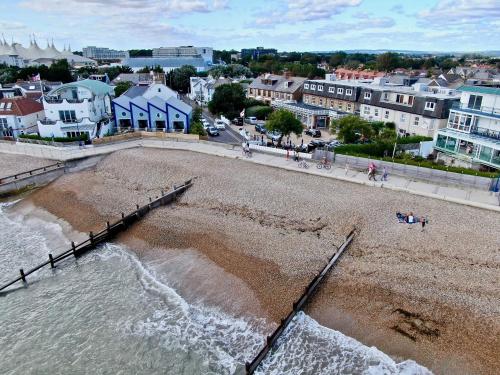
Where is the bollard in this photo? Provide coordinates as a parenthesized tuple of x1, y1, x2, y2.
(72, 241, 76, 256)
(20, 268, 26, 282)
(89, 231, 94, 244)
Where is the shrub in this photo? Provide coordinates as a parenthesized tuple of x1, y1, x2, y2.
(245, 105, 273, 120)
(189, 121, 206, 136)
(19, 133, 88, 142)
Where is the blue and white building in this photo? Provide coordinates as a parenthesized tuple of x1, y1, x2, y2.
(434, 86, 500, 170)
(112, 83, 192, 133)
(37, 79, 114, 139)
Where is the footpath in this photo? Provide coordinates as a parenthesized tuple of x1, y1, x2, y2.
(1, 139, 499, 212)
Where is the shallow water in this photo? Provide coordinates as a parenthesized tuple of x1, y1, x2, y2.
(0, 201, 431, 374)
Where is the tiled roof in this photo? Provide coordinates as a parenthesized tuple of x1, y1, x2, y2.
(249, 74, 307, 93)
(0, 97, 44, 116)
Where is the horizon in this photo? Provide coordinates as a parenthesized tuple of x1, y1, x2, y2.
(1, 0, 499, 53)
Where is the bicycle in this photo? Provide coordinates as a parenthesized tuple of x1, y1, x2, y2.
(316, 158, 331, 170)
(298, 160, 309, 169)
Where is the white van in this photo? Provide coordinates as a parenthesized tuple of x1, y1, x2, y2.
(246, 116, 257, 124)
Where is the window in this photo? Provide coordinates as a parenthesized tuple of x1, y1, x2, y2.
(0, 118, 7, 126)
(364, 92, 371, 100)
(414, 117, 420, 126)
(310, 84, 316, 90)
(401, 113, 407, 121)
(396, 94, 404, 104)
(408, 96, 414, 106)
(319, 98, 323, 105)
(447, 112, 473, 132)
(58, 110, 76, 122)
(374, 109, 379, 117)
(328, 87, 335, 93)
(425, 102, 435, 111)
(156, 113, 161, 118)
(317, 85, 323, 91)
(467, 95, 482, 110)
(346, 89, 352, 96)
(0, 103, 4, 110)
(383, 92, 389, 101)
(121, 112, 126, 116)
(304, 83, 309, 89)
(6, 103, 12, 110)
(347, 103, 352, 111)
(384, 110, 390, 119)
(363, 106, 370, 115)
(337, 88, 344, 95)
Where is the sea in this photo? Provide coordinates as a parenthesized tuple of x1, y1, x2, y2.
(0, 200, 432, 375)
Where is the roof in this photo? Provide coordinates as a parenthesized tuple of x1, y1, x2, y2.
(458, 86, 500, 96)
(112, 73, 164, 85)
(123, 86, 148, 98)
(0, 97, 44, 116)
(48, 79, 114, 96)
(249, 74, 307, 93)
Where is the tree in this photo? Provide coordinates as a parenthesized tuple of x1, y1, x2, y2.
(46, 59, 72, 82)
(331, 115, 373, 144)
(329, 51, 347, 67)
(265, 109, 303, 145)
(208, 83, 246, 119)
(167, 65, 197, 93)
(376, 52, 400, 72)
(114, 81, 133, 97)
(190, 121, 206, 136)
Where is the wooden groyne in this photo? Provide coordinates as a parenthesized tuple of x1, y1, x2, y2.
(245, 229, 356, 374)
(0, 179, 193, 293)
(0, 162, 64, 185)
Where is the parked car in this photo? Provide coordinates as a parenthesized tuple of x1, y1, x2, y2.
(202, 122, 210, 130)
(307, 139, 326, 153)
(232, 117, 243, 126)
(267, 131, 282, 142)
(245, 116, 258, 124)
(207, 126, 219, 136)
(305, 128, 322, 137)
(214, 120, 226, 130)
(255, 124, 267, 134)
(326, 139, 342, 149)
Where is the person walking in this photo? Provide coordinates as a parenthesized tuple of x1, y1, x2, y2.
(345, 163, 349, 176)
(381, 166, 388, 181)
(420, 216, 426, 232)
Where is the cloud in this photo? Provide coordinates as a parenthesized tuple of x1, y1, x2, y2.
(418, 0, 500, 26)
(255, 0, 362, 25)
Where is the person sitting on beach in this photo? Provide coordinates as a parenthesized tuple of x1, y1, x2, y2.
(407, 212, 415, 224)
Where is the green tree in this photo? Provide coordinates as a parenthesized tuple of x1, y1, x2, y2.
(189, 121, 206, 136)
(114, 81, 133, 97)
(208, 83, 246, 118)
(167, 65, 197, 92)
(265, 109, 303, 145)
(192, 107, 203, 123)
(46, 59, 73, 82)
(331, 115, 373, 144)
(376, 52, 400, 72)
(329, 51, 347, 67)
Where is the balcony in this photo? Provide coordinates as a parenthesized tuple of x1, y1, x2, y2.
(451, 102, 500, 119)
(44, 96, 92, 104)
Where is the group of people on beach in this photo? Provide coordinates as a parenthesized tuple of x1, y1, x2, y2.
(396, 211, 428, 231)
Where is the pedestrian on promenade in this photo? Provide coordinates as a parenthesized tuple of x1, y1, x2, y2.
(381, 167, 388, 181)
(345, 163, 349, 176)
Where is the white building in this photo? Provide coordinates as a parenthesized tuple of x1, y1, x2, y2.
(0, 97, 44, 138)
(82, 46, 129, 60)
(434, 86, 500, 170)
(112, 83, 192, 133)
(188, 76, 233, 105)
(152, 46, 213, 63)
(37, 79, 114, 140)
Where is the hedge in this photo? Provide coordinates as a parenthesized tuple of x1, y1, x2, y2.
(19, 133, 89, 143)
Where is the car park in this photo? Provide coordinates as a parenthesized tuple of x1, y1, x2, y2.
(207, 126, 219, 136)
(305, 128, 322, 137)
(255, 124, 267, 134)
(214, 120, 226, 130)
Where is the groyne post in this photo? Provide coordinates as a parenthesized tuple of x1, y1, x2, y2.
(20, 269, 26, 282)
(71, 241, 76, 257)
(49, 254, 55, 268)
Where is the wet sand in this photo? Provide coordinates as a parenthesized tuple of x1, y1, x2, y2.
(25, 148, 500, 374)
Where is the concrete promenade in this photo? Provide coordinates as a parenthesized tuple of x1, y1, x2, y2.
(1, 139, 499, 211)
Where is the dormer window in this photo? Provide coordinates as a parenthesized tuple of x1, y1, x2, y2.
(425, 102, 435, 111)
(304, 83, 309, 89)
(311, 84, 316, 90)
(364, 92, 371, 100)
(317, 85, 323, 91)
(328, 87, 335, 93)
(346, 89, 352, 95)
(337, 88, 344, 95)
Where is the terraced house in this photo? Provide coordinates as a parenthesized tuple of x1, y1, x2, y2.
(248, 73, 306, 104)
(434, 86, 500, 170)
(302, 76, 363, 115)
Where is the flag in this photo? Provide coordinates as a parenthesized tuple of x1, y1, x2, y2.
(32, 73, 41, 82)
(240, 109, 245, 118)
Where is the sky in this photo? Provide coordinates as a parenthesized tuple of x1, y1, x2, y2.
(0, 0, 499, 53)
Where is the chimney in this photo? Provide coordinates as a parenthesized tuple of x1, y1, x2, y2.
(283, 70, 291, 79)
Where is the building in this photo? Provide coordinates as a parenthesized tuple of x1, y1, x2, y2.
(303, 76, 460, 137)
(111, 73, 166, 86)
(358, 79, 460, 137)
(0, 37, 97, 68)
(333, 68, 385, 80)
(112, 83, 192, 133)
(271, 100, 348, 129)
(248, 73, 307, 104)
(0, 54, 25, 68)
(37, 79, 114, 140)
(188, 76, 232, 105)
(152, 46, 213, 64)
(120, 57, 211, 73)
(434, 86, 500, 170)
(0, 97, 44, 138)
(241, 47, 277, 60)
(82, 46, 129, 61)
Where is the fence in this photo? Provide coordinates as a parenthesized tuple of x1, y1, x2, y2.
(0, 179, 193, 293)
(333, 154, 494, 191)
